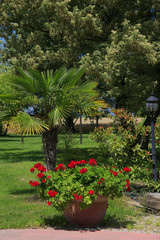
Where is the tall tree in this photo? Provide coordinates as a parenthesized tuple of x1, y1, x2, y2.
(0, 66, 105, 170)
(1, 0, 160, 112)
(81, 20, 160, 113)
(0, 0, 104, 70)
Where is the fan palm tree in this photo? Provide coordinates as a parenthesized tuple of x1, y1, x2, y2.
(0, 66, 106, 170)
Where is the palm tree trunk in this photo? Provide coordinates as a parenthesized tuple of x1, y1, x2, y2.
(42, 127, 58, 171)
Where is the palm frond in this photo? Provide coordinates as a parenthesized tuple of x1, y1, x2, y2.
(0, 111, 14, 122)
(48, 103, 73, 126)
(0, 94, 19, 101)
(18, 67, 49, 96)
(75, 96, 108, 116)
(50, 67, 67, 86)
(75, 81, 99, 96)
(41, 70, 53, 88)
(56, 66, 86, 91)
(68, 66, 86, 87)
(27, 68, 49, 93)
(57, 67, 75, 87)
(8, 111, 49, 135)
(5, 73, 36, 94)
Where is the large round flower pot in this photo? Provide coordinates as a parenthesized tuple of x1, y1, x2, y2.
(63, 194, 108, 227)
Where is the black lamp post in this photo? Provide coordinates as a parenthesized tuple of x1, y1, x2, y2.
(146, 92, 159, 181)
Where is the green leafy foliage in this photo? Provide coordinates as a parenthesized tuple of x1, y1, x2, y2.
(80, 18, 160, 113)
(1, 1, 160, 113)
(89, 109, 160, 191)
(89, 109, 150, 168)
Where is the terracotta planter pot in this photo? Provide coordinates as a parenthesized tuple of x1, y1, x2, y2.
(63, 194, 108, 227)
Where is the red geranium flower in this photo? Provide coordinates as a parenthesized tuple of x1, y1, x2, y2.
(47, 201, 51, 206)
(29, 180, 33, 185)
(47, 176, 51, 179)
(55, 163, 65, 172)
(30, 168, 35, 173)
(74, 193, 82, 200)
(31, 181, 39, 187)
(101, 178, 105, 181)
(80, 168, 88, 174)
(34, 163, 42, 168)
(89, 158, 97, 166)
(68, 161, 76, 168)
(98, 181, 101, 184)
(48, 190, 58, 197)
(75, 161, 81, 165)
(125, 184, 131, 192)
(42, 179, 46, 183)
(37, 172, 44, 178)
(126, 179, 130, 184)
(80, 160, 87, 164)
(37, 166, 46, 172)
(88, 190, 94, 195)
(123, 167, 131, 172)
(112, 171, 118, 176)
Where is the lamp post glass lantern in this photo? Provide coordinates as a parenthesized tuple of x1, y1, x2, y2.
(146, 92, 159, 181)
(146, 92, 159, 115)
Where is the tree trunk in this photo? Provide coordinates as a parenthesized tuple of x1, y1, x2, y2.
(4, 127, 8, 136)
(96, 116, 99, 128)
(21, 135, 24, 144)
(21, 131, 24, 144)
(42, 127, 58, 171)
(65, 116, 76, 133)
(80, 113, 82, 144)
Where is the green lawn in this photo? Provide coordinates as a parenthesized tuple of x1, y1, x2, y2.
(0, 134, 158, 232)
(0, 133, 97, 229)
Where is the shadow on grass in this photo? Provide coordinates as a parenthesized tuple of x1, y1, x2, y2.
(0, 138, 21, 142)
(0, 135, 40, 141)
(0, 134, 42, 138)
(57, 148, 94, 164)
(0, 148, 23, 151)
(0, 150, 44, 163)
(0, 147, 94, 164)
(42, 212, 135, 231)
(11, 188, 36, 195)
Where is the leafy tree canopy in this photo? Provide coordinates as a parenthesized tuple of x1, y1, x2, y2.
(81, 20, 160, 113)
(1, 0, 160, 113)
